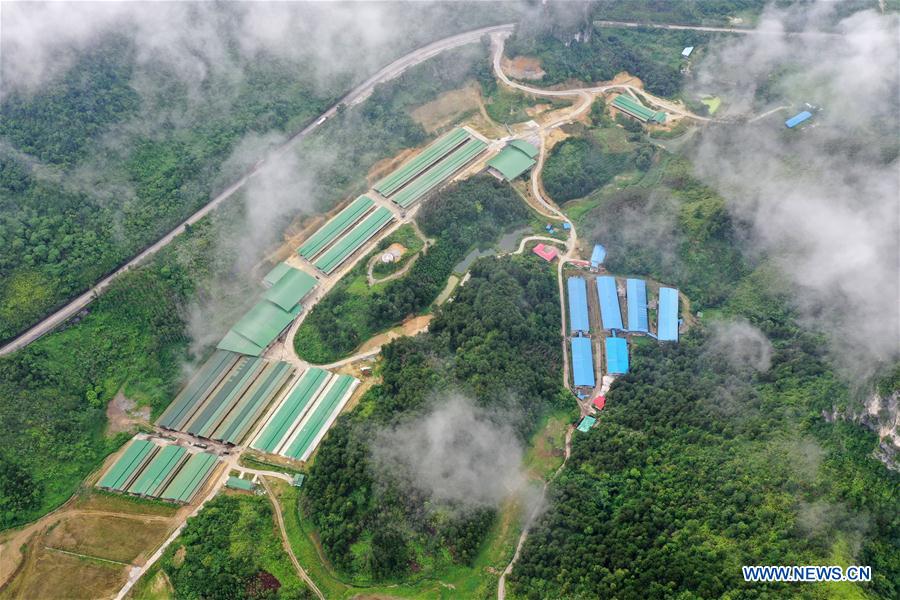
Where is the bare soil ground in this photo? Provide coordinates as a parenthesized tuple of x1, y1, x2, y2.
(356, 315, 432, 355)
(411, 84, 482, 133)
(106, 390, 151, 436)
(384, 242, 407, 259)
(367, 148, 418, 187)
(0, 541, 126, 600)
(501, 56, 545, 80)
(43, 514, 171, 564)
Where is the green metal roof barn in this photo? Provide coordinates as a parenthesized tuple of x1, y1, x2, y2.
(487, 140, 539, 181)
(263, 266, 316, 311)
(611, 95, 666, 124)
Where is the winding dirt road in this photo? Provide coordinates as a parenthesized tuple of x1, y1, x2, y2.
(497, 426, 574, 600)
(260, 476, 325, 600)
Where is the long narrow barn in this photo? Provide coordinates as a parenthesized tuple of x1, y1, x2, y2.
(596, 276, 624, 331)
(657, 287, 680, 341)
(626, 278, 649, 333)
(374, 127, 487, 209)
(567, 276, 590, 334)
(570, 337, 596, 388)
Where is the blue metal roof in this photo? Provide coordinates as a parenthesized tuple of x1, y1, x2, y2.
(657, 287, 680, 341)
(626, 279, 649, 333)
(571, 338, 595, 388)
(605, 337, 629, 374)
(785, 111, 812, 128)
(567, 277, 590, 334)
(591, 244, 607, 266)
(596, 276, 623, 330)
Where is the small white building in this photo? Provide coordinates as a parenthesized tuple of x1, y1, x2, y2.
(682, 46, 694, 58)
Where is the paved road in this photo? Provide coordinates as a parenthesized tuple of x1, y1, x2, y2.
(0, 23, 515, 357)
(594, 19, 844, 37)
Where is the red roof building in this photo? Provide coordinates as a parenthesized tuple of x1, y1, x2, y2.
(593, 396, 606, 411)
(532, 243, 558, 262)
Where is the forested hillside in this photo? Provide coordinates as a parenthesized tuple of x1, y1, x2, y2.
(509, 148, 900, 598)
(505, 26, 710, 97)
(0, 34, 333, 343)
(303, 256, 565, 582)
(0, 44, 496, 530)
(294, 175, 529, 363)
(0, 3, 517, 344)
(158, 494, 310, 599)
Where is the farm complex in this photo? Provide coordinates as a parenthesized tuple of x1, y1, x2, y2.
(564, 258, 683, 406)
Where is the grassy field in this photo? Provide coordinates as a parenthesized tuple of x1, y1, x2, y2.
(701, 96, 721, 114)
(523, 409, 574, 479)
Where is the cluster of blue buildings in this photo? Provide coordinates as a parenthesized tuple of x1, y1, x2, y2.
(566, 273, 680, 391)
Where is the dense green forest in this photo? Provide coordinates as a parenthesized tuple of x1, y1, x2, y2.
(510, 286, 900, 598)
(294, 175, 528, 363)
(302, 256, 565, 582)
(543, 135, 639, 202)
(160, 494, 311, 599)
(505, 26, 710, 97)
(591, 0, 766, 26)
(0, 35, 333, 343)
(0, 43, 495, 531)
(587, 156, 747, 309)
(508, 145, 900, 597)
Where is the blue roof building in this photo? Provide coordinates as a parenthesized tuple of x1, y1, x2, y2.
(785, 111, 812, 128)
(605, 337, 629, 374)
(567, 277, 590, 334)
(596, 276, 624, 331)
(571, 338, 596, 388)
(657, 287, 680, 341)
(626, 279, 649, 333)
(591, 244, 607, 269)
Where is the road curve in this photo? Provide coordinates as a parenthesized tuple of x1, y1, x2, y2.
(0, 23, 515, 357)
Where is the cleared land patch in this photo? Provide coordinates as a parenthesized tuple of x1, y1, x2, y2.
(43, 513, 171, 564)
